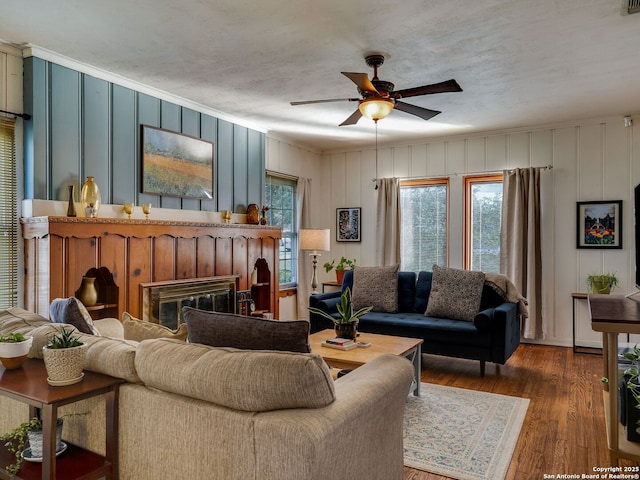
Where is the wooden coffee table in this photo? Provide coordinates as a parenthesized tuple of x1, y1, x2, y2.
(309, 329, 423, 396)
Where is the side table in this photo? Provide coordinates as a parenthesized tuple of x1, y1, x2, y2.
(0, 358, 124, 480)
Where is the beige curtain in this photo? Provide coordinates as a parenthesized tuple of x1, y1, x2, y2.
(375, 177, 401, 266)
(500, 167, 543, 339)
(296, 177, 312, 319)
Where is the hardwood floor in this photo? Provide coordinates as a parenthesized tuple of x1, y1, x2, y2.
(404, 344, 639, 479)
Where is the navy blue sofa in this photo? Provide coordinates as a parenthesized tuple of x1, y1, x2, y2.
(309, 270, 521, 376)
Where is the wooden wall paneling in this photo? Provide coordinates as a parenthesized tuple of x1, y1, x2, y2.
(232, 237, 248, 290)
(66, 237, 98, 297)
(215, 237, 233, 275)
(217, 120, 234, 212)
(200, 115, 218, 212)
(159, 101, 182, 210)
(176, 237, 197, 279)
(128, 237, 153, 318)
(111, 85, 136, 205)
(137, 93, 161, 208)
(50, 64, 81, 201)
(82, 75, 110, 201)
(152, 235, 176, 281)
(23, 57, 48, 199)
(181, 108, 202, 212)
(247, 129, 264, 207)
(233, 125, 248, 212)
(195, 236, 215, 278)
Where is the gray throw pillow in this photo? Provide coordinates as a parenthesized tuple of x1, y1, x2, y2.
(425, 265, 485, 322)
(49, 297, 100, 335)
(182, 307, 311, 353)
(351, 264, 399, 313)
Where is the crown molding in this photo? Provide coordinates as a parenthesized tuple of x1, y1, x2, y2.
(21, 44, 267, 134)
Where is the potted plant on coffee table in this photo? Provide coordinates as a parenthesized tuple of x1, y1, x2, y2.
(323, 256, 356, 284)
(42, 327, 87, 386)
(308, 287, 372, 340)
(586, 272, 619, 294)
(0, 332, 33, 370)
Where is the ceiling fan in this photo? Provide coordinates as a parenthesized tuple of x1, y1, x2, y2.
(290, 54, 462, 126)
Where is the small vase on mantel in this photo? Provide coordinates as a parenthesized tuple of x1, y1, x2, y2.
(76, 276, 98, 307)
(66, 185, 77, 217)
(81, 176, 101, 218)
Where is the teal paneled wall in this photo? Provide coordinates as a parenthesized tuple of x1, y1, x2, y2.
(23, 56, 265, 213)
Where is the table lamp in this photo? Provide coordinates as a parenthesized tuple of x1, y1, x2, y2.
(299, 229, 330, 294)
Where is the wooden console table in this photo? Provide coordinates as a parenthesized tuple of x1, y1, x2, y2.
(589, 294, 640, 465)
(0, 359, 124, 480)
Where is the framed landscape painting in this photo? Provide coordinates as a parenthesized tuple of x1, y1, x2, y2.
(576, 200, 622, 249)
(142, 125, 214, 199)
(336, 207, 361, 242)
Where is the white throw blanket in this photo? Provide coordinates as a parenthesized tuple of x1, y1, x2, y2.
(484, 273, 529, 318)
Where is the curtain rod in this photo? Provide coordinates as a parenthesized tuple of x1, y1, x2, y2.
(372, 165, 552, 182)
(0, 109, 31, 120)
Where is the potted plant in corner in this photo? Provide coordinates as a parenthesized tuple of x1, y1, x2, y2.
(323, 256, 356, 284)
(586, 272, 619, 294)
(0, 332, 33, 370)
(622, 345, 640, 442)
(308, 287, 372, 340)
(42, 327, 87, 386)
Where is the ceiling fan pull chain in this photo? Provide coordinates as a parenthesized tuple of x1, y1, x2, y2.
(375, 122, 379, 190)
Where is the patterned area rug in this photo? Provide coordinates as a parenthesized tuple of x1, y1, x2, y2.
(404, 383, 529, 480)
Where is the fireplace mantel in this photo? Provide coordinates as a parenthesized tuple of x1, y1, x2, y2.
(22, 216, 282, 321)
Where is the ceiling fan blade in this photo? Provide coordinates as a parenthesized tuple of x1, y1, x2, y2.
(341, 72, 379, 94)
(339, 109, 363, 126)
(392, 79, 462, 99)
(290, 98, 358, 106)
(394, 101, 441, 121)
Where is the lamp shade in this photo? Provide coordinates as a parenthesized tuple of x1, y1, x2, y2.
(300, 229, 330, 252)
(358, 97, 394, 122)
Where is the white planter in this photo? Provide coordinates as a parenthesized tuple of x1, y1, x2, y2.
(0, 336, 33, 369)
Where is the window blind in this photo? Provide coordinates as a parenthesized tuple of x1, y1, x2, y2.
(0, 116, 17, 308)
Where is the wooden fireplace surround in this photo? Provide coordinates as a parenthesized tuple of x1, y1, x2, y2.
(21, 216, 282, 321)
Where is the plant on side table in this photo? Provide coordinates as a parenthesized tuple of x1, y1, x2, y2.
(586, 272, 619, 294)
(323, 256, 356, 284)
(622, 345, 640, 442)
(0, 333, 33, 370)
(42, 327, 87, 387)
(308, 287, 372, 340)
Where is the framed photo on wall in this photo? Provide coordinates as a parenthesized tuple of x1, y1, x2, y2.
(141, 125, 214, 199)
(576, 200, 622, 249)
(336, 207, 361, 242)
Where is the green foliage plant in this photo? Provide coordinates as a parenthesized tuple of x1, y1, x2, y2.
(622, 345, 640, 436)
(0, 333, 27, 343)
(586, 272, 619, 294)
(308, 287, 372, 325)
(0, 417, 43, 475)
(47, 327, 83, 349)
(323, 256, 356, 273)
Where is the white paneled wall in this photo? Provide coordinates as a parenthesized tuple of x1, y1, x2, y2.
(268, 115, 640, 347)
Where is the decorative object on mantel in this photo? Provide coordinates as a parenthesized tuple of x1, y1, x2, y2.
(141, 203, 152, 220)
(76, 276, 98, 307)
(0, 332, 33, 369)
(246, 203, 259, 224)
(42, 327, 87, 386)
(80, 176, 101, 218)
(123, 202, 134, 219)
(66, 185, 76, 217)
(221, 210, 232, 223)
(260, 205, 269, 225)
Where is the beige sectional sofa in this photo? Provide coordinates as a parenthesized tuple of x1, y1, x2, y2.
(0, 308, 414, 480)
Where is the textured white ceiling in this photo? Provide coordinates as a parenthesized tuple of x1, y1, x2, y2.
(2, 0, 639, 151)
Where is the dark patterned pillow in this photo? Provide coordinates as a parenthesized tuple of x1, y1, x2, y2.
(49, 297, 100, 335)
(425, 265, 485, 322)
(351, 264, 399, 313)
(182, 307, 310, 353)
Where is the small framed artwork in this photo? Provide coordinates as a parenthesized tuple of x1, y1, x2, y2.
(336, 207, 361, 242)
(576, 200, 622, 249)
(141, 125, 214, 199)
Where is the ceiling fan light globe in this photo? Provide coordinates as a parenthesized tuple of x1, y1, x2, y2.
(358, 98, 394, 121)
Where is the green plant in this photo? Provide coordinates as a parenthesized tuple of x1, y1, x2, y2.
(0, 333, 27, 343)
(323, 256, 356, 273)
(47, 327, 83, 349)
(586, 272, 619, 294)
(308, 287, 372, 325)
(0, 417, 43, 475)
(622, 345, 640, 437)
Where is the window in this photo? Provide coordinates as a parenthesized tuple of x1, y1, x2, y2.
(264, 174, 297, 287)
(0, 116, 17, 308)
(464, 175, 503, 273)
(400, 179, 449, 271)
